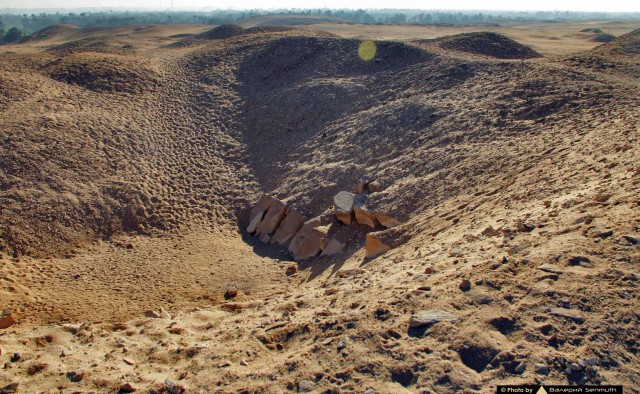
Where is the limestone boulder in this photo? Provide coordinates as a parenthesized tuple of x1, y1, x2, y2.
(354, 206, 377, 228)
(271, 209, 306, 246)
(246, 210, 264, 234)
(374, 212, 401, 228)
(288, 220, 329, 260)
(365, 232, 391, 258)
(320, 238, 346, 257)
(250, 194, 277, 223)
(334, 191, 363, 225)
(255, 199, 287, 238)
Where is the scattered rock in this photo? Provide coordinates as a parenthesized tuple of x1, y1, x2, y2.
(621, 235, 640, 245)
(66, 371, 85, 382)
(145, 310, 161, 318)
(534, 363, 550, 375)
(0, 310, 16, 329)
(10, 353, 21, 363)
(320, 238, 345, 257)
(240, 359, 249, 366)
(158, 307, 172, 319)
(409, 310, 458, 328)
(0, 383, 18, 394)
(324, 288, 338, 296)
(123, 357, 136, 365)
(368, 181, 383, 193)
(537, 263, 564, 274)
(356, 179, 370, 193)
(566, 256, 591, 266)
(224, 288, 238, 299)
(337, 337, 348, 351)
(298, 380, 316, 393)
(481, 226, 500, 237)
(120, 383, 137, 393)
(550, 307, 585, 323)
(459, 279, 471, 291)
(514, 361, 527, 374)
(285, 265, 297, 276)
(218, 360, 232, 368)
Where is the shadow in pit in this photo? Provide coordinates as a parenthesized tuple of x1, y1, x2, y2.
(407, 325, 430, 338)
(239, 232, 294, 261)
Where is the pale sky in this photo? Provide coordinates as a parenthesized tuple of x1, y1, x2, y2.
(1, 0, 639, 12)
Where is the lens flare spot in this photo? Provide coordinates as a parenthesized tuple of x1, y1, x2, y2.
(358, 40, 377, 61)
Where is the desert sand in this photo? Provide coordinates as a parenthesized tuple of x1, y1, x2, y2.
(0, 18, 639, 393)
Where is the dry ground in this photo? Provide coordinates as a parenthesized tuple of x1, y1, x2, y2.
(0, 19, 639, 393)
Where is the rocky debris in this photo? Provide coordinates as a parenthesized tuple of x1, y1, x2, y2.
(123, 357, 136, 365)
(537, 264, 564, 274)
(356, 179, 371, 193)
(66, 371, 85, 382)
(10, 353, 21, 362)
(550, 308, 585, 323)
(120, 383, 137, 392)
(534, 363, 550, 375)
(0, 310, 16, 329)
(368, 180, 383, 193)
(271, 209, 306, 246)
(481, 226, 500, 236)
(298, 380, 316, 393)
(459, 279, 471, 291)
(247, 180, 403, 260)
(224, 287, 238, 299)
(145, 307, 171, 319)
(409, 310, 458, 328)
(0, 383, 18, 394)
(320, 238, 346, 257)
(288, 220, 330, 260)
(255, 199, 287, 238)
(621, 234, 640, 245)
(285, 265, 297, 276)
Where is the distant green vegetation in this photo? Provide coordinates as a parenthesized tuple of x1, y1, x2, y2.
(0, 9, 638, 38)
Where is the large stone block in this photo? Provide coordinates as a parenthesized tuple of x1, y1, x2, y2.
(250, 194, 277, 223)
(365, 232, 391, 258)
(246, 210, 265, 234)
(320, 238, 346, 257)
(271, 209, 306, 246)
(255, 199, 287, 238)
(288, 220, 329, 260)
(374, 212, 401, 228)
(354, 206, 377, 228)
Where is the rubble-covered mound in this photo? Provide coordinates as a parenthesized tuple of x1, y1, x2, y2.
(589, 32, 616, 43)
(46, 37, 135, 55)
(591, 28, 640, 55)
(430, 32, 543, 59)
(46, 53, 160, 93)
(28, 24, 80, 41)
(197, 24, 245, 39)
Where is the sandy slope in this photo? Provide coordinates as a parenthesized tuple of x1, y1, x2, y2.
(0, 22, 639, 393)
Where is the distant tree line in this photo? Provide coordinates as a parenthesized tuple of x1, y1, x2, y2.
(0, 9, 638, 38)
